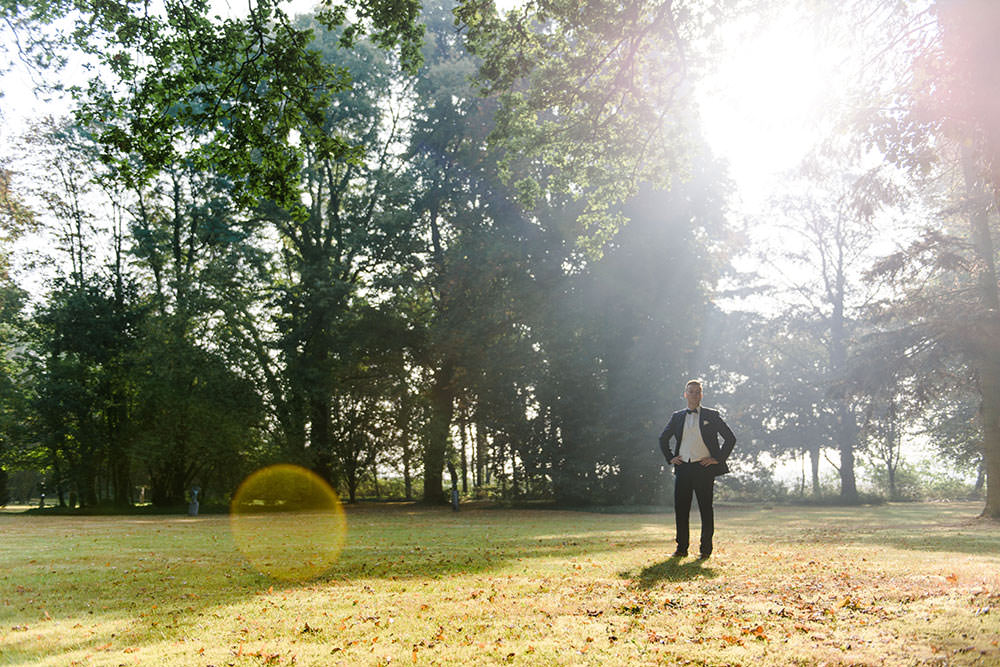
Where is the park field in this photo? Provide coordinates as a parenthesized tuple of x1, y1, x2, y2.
(1, 502, 999, 666)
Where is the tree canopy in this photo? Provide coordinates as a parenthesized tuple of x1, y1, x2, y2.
(1, 0, 998, 516)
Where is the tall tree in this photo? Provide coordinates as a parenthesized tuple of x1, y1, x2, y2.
(406, 0, 531, 502)
(751, 149, 904, 502)
(840, 0, 1000, 516)
(222, 21, 423, 486)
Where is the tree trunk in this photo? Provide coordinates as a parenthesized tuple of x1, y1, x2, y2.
(809, 445, 821, 497)
(310, 396, 334, 484)
(458, 410, 469, 494)
(798, 452, 806, 496)
(371, 460, 381, 499)
(830, 302, 858, 503)
(509, 438, 519, 498)
(978, 357, 1000, 518)
(347, 473, 357, 504)
(962, 147, 1000, 518)
(401, 436, 413, 501)
(422, 361, 454, 503)
(886, 399, 899, 501)
(837, 403, 858, 503)
(475, 421, 486, 488)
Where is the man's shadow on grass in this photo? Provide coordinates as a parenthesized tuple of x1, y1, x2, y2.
(623, 556, 718, 589)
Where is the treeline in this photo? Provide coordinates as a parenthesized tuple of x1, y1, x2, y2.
(0, 0, 998, 514)
(0, 3, 729, 508)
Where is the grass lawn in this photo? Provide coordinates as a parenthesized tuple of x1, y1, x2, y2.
(1, 501, 998, 666)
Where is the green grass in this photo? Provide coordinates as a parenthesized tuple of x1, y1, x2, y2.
(1, 502, 998, 665)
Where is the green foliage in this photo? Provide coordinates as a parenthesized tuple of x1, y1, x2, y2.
(5, 0, 424, 214)
(456, 0, 720, 241)
(29, 276, 136, 507)
(132, 331, 265, 505)
(862, 459, 981, 503)
(0, 278, 30, 466)
(21, 0, 1000, 514)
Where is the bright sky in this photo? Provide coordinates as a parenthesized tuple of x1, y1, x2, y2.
(3, 2, 843, 183)
(695, 6, 847, 213)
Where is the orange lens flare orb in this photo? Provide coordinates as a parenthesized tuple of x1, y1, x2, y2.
(230, 464, 346, 581)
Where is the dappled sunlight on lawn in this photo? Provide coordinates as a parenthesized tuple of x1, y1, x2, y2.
(723, 502, 1000, 556)
(2, 502, 999, 665)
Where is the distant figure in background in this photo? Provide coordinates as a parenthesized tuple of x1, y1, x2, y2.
(658, 379, 736, 559)
(447, 461, 460, 511)
(188, 486, 200, 516)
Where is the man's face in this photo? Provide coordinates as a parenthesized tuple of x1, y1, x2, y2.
(685, 383, 702, 409)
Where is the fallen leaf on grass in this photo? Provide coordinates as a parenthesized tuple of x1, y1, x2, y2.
(742, 625, 768, 641)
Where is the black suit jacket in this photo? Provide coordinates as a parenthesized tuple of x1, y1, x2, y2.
(658, 407, 736, 476)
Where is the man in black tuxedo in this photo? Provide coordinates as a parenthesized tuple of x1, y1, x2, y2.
(659, 379, 736, 559)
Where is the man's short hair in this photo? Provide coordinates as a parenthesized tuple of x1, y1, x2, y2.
(685, 379, 703, 390)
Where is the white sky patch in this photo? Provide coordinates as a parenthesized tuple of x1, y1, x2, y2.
(696, 7, 847, 212)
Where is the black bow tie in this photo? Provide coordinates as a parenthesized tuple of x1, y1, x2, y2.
(686, 409, 698, 414)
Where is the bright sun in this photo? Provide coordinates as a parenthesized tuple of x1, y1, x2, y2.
(697, 8, 846, 208)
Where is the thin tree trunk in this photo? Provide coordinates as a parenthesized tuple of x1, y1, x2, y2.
(310, 397, 334, 484)
(475, 421, 486, 488)
(458, 407, 469, 494)
(401, 436, 413, 501)
(810, 445, 821, 498)
(509, 438, 519, 498)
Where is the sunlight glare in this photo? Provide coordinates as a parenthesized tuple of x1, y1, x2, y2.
(698, 10, 845, 206)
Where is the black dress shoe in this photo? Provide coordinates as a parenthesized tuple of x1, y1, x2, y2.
(671, 550, 688, 558)
(696, 553, 710, 560)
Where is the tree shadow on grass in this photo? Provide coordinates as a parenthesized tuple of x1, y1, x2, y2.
(0, 506, 676, 662)
(623, 556, 718, 589)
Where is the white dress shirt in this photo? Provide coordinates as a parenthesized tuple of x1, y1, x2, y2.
(678, 409, 711, 462)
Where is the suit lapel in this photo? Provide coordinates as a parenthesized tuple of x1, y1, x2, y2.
(675, 411, 686, 457)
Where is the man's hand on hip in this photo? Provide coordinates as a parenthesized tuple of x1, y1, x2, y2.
(698, 457, 719, 466)
(670, 456, 684, 465)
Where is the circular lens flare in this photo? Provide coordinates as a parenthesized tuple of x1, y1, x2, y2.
(230, 464, 346, 581)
